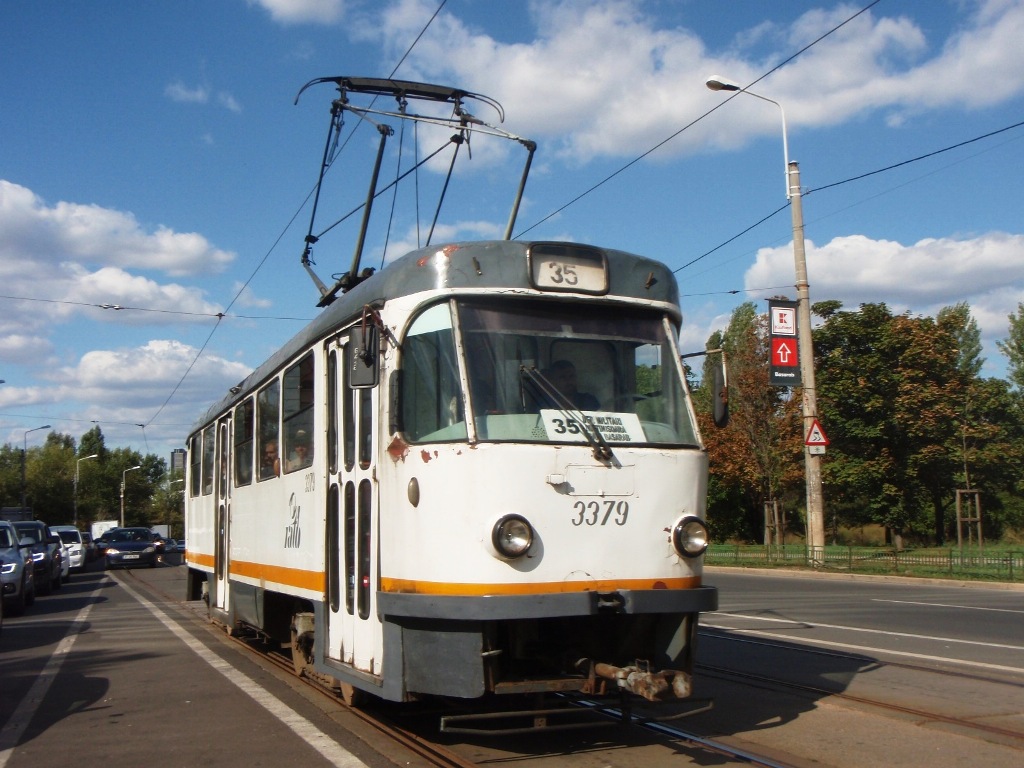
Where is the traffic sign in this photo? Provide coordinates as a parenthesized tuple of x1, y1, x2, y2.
(771, 338, 797, 367)
(805, 418, 829, 446)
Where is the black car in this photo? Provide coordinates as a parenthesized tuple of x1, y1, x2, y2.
(12, 521, 62, 595)
(104, 527, 159, 569)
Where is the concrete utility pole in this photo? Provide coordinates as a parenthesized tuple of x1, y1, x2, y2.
(706, 76, 826, 559)
(787, 161, 826, 558)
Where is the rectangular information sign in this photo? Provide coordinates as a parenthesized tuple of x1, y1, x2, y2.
(768, 300, 801, 387)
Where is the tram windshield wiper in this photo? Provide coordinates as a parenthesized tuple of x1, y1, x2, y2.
(520, 365, 613, 462)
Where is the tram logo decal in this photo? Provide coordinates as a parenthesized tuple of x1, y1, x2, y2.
(285, 493, 301, 548)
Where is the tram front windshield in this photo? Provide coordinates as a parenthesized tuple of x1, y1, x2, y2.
(401, 298, 699, 447)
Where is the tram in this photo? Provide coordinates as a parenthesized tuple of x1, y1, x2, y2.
(185, 77, 720, 718)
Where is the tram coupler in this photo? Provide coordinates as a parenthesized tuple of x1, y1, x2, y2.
(578, 658, 693, 701)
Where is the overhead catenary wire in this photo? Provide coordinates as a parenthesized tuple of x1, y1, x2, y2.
(16, 0, 1020, 441)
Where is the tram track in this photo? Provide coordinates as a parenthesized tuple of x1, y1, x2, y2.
(115, 566, 481, 768)
(697, 630, 1024, 748)
(229, 625, 802, 768)
(116, 567, 808, 768)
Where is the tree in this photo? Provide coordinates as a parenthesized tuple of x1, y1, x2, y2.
(815, 303, 963, 547)
(938, 302, 984, 379)
(997, 302, 1024, 392)
(696, 302, 802, 543)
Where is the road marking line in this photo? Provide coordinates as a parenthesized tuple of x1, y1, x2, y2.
(115, 576, 368, 768)
(0, 586, 98, 767)
(872, 598, 1024, 614)
(702, 624, 1024, 676)
(708, 612, 1024, 651)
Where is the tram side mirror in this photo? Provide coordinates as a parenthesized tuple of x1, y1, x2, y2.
(712, 355, 729, 428)
(348, 326, 379, 388)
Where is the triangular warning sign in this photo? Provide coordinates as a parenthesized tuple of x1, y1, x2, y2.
(805, 418, 829, 446)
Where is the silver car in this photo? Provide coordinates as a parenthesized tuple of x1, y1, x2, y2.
(0, 520, 36, 615)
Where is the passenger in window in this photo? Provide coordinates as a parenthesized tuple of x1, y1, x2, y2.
(544, 359, 600, 410)
(287, 429, 313, 471)
(260, 439, 280, 479)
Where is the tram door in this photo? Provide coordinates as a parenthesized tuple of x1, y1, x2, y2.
(324, 334, 381, 674)
(213, 418, 232, 613)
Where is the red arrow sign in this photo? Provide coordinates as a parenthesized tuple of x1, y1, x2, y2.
(772, 338, 797, 367)
(805, 418, 829, 446)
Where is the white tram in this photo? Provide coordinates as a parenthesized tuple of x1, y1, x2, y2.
(184, 78, 719, 719)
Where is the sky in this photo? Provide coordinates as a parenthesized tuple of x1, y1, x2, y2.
(2, 0, 1024, 463)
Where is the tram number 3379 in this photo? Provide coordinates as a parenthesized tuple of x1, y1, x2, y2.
(572, 500, 629, 526)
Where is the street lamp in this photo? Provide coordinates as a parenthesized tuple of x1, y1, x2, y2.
(21, 425, 52, 514)
(706, 75, 826, 559)
(74, 453, 99, 527)
(121, 465, 142, 527)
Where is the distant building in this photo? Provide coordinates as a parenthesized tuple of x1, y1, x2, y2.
(170, 448, 186, 474)
(0, 507, 34, 522)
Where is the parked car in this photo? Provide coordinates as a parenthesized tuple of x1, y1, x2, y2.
(0, 520, 35, 615)
(81, 531, 98, 562)
(51, 526, 87, 573)
(54, 536, 71, 582)
(12, 521, 62, 595)
(95, 530, 116, 558)
(104, 527, 159, 569)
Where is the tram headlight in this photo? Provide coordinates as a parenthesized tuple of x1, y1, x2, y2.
(491, 514, 534, 559)
(671, 516, 709, 558)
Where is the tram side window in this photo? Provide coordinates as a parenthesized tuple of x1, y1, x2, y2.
(201, 424, 215, 495)
(283, 353, 314, 473)
(189, 434, 201, 497)
(233, 397, 254, 486)
(401, 303, 466, 442)
(258, 379, 281, 480)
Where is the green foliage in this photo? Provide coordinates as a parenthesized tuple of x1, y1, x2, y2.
(696, 302, 803, 543)
(0, 425, 172, 531)
(997, 302, 1024, 392)
(700, 298, 1024, 547)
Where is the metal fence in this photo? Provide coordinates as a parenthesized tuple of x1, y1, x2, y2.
(706, 544, 1024, 582)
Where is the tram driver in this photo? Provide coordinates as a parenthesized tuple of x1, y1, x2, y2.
(542, 359, 600, 410)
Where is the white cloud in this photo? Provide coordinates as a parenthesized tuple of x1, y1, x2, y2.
(218, 92, 243, 113)
(249, 0, 346, 25)
(165, 81, 242, 113)
(165, 81, 210, 104)
(64, 340, 249, 399)
(744, 231, 1024, 367)
(0, 334, 54, 365)
(357, 0, 1024, 162)
(0, 181, 234, 277)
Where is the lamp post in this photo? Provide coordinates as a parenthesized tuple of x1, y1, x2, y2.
(21, 425, 51, 514)
(74, 453, 99, 528)
(706, 75, 826, 559)
(121, 465, 142, 527)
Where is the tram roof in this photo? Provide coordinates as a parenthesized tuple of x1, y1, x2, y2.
(189, 240, 680, 434)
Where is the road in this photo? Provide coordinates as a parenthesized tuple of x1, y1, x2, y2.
(684, 567, 1024, 766)
(2, 560, 1021, 768)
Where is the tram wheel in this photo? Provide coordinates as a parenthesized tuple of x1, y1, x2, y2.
(338, 683, 363, 707)
(290, 626, 307, 676)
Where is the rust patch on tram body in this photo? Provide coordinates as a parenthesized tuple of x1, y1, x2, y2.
(387, 436, 410, 463)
